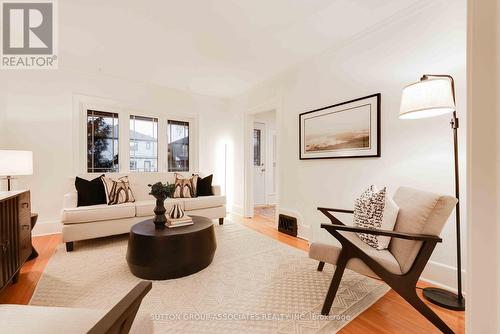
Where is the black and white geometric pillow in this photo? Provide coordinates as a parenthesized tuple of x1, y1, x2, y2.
(354, 185, 399, 250)
(100, 176, 135, 205)
(173, 174, 198, 198)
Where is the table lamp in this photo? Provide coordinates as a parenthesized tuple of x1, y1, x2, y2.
(400, 74, 464, 311)
(0, 150, 33, 191)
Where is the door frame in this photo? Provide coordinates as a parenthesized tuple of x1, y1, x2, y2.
(253, 122, 267, 206)
(244, 97, 281, 218)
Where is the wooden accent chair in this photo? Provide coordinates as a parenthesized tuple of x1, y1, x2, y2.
(309, 187, 457, 334)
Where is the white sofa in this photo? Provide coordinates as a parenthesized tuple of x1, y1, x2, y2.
(61, 173, 226, 251)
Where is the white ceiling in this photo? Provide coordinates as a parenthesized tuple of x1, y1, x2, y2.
(60, 0, 422, 97)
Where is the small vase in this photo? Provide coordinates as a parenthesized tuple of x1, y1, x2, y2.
(169, 203, 185, 219)
(153, 196, 167, 228)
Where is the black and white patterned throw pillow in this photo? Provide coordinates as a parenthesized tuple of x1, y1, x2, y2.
(353, 185, 399, 250)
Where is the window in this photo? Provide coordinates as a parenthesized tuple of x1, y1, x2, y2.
(130, 115, 158, 172)
(87, 110, 119, 173)
(168, 120, 189, 172)
(253, 129, 261, 166)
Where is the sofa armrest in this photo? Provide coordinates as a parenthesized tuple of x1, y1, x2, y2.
(63, 191, 78, 209)
(212, 185, 221, 196)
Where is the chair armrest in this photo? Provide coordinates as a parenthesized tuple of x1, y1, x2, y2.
(63, 191, 78, 209)
(318, 207, 354, 214)
(317, 207, 353, 226)
(212, 185, 221, 196)
(321, 223, 442, 242)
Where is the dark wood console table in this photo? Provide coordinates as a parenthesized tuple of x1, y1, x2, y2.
(0, 191, 32, 291)
(126, 216, 217, 280)
(28, 213, 38, 260)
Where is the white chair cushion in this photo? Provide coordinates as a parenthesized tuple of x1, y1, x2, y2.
(135, 198, 184, 217)
(0, 305, 152, 334)
(309, 231, 403, 277)
(183, 195, 226, 211)
(61, 203, 135, 224)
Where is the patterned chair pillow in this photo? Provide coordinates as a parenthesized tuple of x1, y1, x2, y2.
(173, 174, 199, 198)
(101, 176, 135, 205)
(354, 185, 399, 250)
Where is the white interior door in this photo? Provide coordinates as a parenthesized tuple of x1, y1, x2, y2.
(253, 122, 266, 206)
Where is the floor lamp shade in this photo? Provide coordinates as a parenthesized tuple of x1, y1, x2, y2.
(0, 150, 33, 176)
(400, 78, 455, 119)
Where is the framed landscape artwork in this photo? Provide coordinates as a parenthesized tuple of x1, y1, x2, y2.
(299, 93, 380, 159)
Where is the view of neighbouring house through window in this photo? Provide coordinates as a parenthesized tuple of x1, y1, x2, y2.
(130, 115, 158, 172)
(87, 110, 119, 173)
(168, 120, 189, 172)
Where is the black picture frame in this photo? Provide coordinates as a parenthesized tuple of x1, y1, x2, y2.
(299, 93, 381, 160)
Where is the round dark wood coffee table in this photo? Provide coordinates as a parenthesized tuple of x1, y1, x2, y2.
(126, 216, 217, 280)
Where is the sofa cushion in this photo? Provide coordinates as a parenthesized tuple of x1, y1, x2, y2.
(183, 195, 225, 211)
(135, 199, 184, 217)
(61, 203, 135, 224)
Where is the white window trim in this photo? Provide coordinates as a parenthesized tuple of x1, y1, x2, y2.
(72, 94, 199, 175)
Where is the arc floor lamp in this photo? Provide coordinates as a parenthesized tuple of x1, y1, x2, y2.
(400, 74, 465, 311)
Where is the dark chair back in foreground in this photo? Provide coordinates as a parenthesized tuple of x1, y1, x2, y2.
(87, 281, 152, 334)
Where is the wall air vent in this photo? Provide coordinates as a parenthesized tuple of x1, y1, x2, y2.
(278, 214, 298, 237)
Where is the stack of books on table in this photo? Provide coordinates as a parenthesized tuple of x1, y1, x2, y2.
(166, 216, 193, 228)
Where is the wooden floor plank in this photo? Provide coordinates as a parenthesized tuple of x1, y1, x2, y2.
(0, 215, 464, 333)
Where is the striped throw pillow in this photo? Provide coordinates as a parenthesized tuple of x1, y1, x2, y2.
(101, 176, 135, 205)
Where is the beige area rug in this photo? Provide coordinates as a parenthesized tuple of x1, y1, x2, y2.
(30, 221, 389, 333)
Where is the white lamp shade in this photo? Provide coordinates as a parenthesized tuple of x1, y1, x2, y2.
(0, 150, 33, 176)
(400, 78, 455, 119)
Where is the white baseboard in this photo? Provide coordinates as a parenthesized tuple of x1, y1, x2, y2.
(32, 220, 62, 236)
(421, 260, 466, 294)
(297, 224, 311, 241)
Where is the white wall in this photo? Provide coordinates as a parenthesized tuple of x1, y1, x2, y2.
(466, 0, 499, 332)
(198, 101, 245, 213)
(239, 0, 467, 290)
(0, 69, 245, 234)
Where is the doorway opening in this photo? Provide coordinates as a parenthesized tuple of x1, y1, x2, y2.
(252, 110, 277, 225)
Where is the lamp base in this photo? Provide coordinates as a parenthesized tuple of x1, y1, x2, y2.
(1, 176, 14, 191)
(422, 287, 465, 311)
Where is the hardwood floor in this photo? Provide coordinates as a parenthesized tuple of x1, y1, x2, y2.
(0, 233, 62, 305)
(0, 214, 464, 333)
